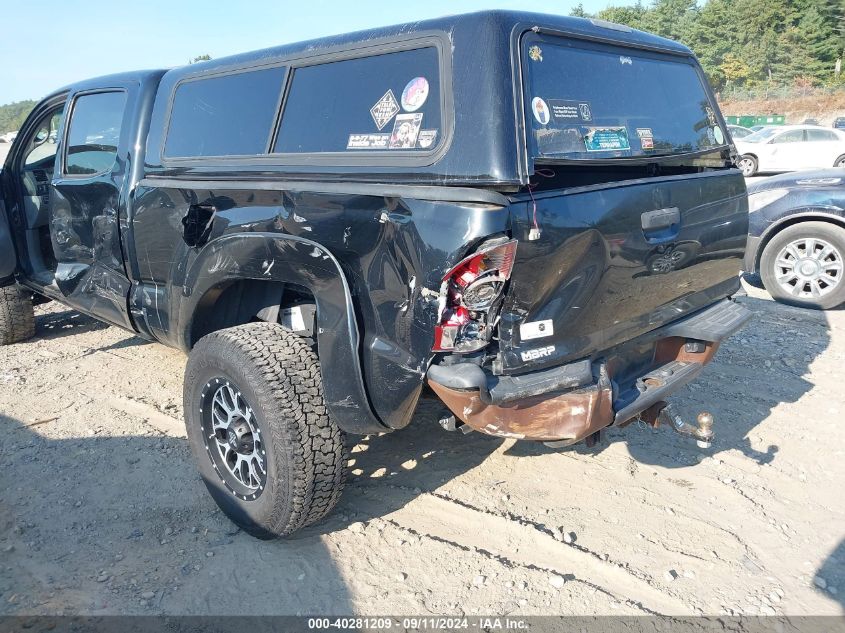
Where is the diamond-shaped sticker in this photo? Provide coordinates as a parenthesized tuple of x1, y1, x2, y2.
(370, 90, 400, 131)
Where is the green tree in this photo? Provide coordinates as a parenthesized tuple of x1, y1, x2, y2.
(0, 100, 38, 135)
(596, 1, 648, 30)
(190, 54, 212, 64)
(640, 0, 698, 43)
(569, 3, 590, 17)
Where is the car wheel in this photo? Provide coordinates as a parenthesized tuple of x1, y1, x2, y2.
(760, 221, 845, 309)
(738, 155, 758, 177)
(834, 155, 845, 168)
(0, 284, 36, 345)
(646, 243, 698, 274)
(184, 322, 347, 538)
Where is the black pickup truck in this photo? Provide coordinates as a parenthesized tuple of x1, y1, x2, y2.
(0, 11, 750, 538)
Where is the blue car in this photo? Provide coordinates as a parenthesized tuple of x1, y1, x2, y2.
(745, 170, 845, 309)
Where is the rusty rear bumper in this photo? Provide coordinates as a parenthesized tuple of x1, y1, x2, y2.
(427, 299, 752, 443)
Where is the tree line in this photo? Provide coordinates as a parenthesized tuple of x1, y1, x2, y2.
(0, 100, 37, 136)
(570, 0, 845, 91)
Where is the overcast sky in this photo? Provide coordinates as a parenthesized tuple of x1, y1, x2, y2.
(0, 0, 616, 103)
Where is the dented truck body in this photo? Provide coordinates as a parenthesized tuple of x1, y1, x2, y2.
(1, 11, 749, 447)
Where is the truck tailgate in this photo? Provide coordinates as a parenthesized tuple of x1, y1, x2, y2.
(498, 170, 748, 374)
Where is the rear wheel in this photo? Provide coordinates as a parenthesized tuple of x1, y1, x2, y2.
(834, 155, 845, 168)
(738, 154, 758, 177)
(760, 221, 845, 309)
(184, 322, 347, 538)
(0, 285, 36, 345)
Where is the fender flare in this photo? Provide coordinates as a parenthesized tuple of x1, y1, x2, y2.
(178, 231, 388, 435)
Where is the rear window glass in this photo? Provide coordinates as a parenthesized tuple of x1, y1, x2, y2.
(523, 35, 725, 160)
(274, 47, 441, 154)
(165, 67, 286, 158)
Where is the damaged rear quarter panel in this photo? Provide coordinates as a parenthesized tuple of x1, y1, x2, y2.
(130, 184, 511, 430)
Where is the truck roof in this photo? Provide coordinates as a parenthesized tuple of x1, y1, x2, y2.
(179, 10, 692, 76)
(47, 69, 167, 100)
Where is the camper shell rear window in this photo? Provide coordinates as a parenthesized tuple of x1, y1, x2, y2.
(522, 33, 727, 161)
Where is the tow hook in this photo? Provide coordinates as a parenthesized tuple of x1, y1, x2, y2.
(657, 403, 715, 448)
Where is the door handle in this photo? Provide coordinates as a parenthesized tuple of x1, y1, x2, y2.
(641, 207, 680, 231)
(641, 207, 680, 244)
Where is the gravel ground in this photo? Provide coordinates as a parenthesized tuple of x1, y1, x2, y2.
(0, 281, 843, 617)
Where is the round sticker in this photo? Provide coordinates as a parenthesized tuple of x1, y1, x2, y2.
(401, 77, 429, 112)
(713, 126, 724, 144)
(532, 97, 550, 125)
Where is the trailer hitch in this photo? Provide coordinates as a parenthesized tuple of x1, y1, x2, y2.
(657, 403, 714, 448)
(638, 401, 714, 448)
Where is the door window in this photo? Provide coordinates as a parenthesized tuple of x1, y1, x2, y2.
(807, 129, 839, 142)
(22, 109, 64, 167)
(64, 91, 127, 176)
(771, 130, 805, 144)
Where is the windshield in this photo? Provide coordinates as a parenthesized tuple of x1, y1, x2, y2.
(742, 127, 779, 143)
(522, 34, 727, 161)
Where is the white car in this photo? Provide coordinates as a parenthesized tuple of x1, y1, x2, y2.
(735, 125, 845, 176)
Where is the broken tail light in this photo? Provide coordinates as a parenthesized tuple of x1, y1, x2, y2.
(433, 238, 518, 353)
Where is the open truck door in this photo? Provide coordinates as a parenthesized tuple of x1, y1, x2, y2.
(0, 164, 18, 286)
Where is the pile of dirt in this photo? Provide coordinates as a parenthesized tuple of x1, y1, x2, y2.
(719, 93, 845, 126)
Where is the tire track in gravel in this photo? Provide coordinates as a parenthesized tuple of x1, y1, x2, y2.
(364, 490, 694, 615)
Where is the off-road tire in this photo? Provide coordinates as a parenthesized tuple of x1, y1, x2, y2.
(0, 285, 36, 345)
(184, 322, 347, 539)
(760, 221, 845, 310)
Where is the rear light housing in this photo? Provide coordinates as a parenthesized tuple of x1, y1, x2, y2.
(433, 238, 517, 353)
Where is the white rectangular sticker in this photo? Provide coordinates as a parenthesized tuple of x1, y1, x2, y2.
(280, 306, 306, 332)
(520, 319, 553, 341)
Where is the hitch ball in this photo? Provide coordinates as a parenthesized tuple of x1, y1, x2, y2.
(696, 412, 714, 449)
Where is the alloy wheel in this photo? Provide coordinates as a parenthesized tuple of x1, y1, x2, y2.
(199, 378, 267, 500)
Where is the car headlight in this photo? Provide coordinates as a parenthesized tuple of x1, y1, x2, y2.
(748, 188, 789, 213)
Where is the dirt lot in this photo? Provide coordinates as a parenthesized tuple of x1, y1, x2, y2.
(1, 282, 843, 617)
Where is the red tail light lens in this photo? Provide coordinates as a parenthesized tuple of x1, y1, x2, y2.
(433, 239, 517, 352)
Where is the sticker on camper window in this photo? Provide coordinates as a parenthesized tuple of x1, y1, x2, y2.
(549, 100, 593, 123)
(705, 105, 717, 127)
(370, 90, 401, 130)
(389, 113, 423, 149)
(417, 129, 438, 149)
(713, 126, 724, 144)
(347, 133, 390, 150)
(401, 77, 429, 112)
(528, 45, 543, 62)
(706, 127, 716, 144)
(531, 97, 550, 125)
(636, 128, 654, 149)
(583, 126, 630, 152)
